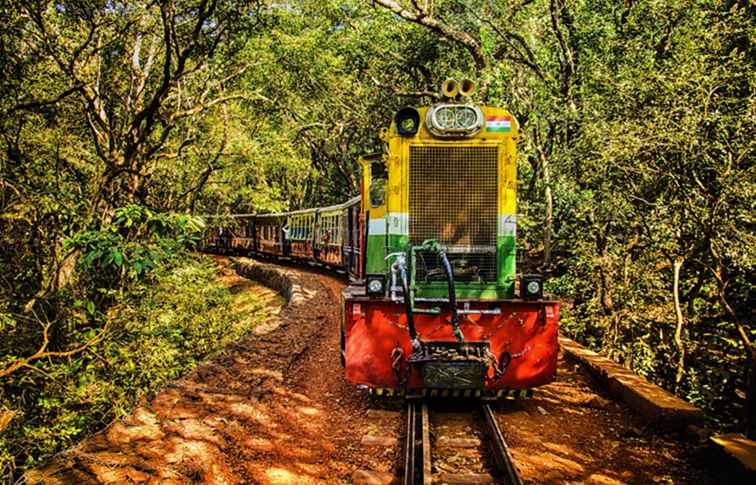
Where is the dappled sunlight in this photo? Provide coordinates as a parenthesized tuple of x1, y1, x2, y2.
(266, 430, 294, 443)
(278, 445, 317, 461)
(243, 436, 275, 452)
(529, 451, 585, 473)
(558, 406, 589, 416)
(494, 354, 705, 484)
(293, 461, 329, 476)
(228, 401, 276, 427)
(248, 366, 284, 381)
(25, 259, 711, 485)
(163, 438, 216, 465)
(585, 472, 627, 485)
(263, 466, 318, 484)
(22, 257, 367, 484)
(106, 419, 165, 444)
(162, 418, 226, 447)
(542, 441, 590, 462)
(270, 385, 313, 403)
(297, 405, 321, 416)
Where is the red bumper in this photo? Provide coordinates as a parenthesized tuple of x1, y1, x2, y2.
(341, 292, 559, 391)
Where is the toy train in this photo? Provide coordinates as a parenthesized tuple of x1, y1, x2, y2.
(202, 79, 559, 399)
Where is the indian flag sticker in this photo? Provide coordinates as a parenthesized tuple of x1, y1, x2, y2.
(485, 115, 512, 133)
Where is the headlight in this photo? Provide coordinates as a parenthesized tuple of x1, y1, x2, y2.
(395, 107, 420, 136)
(521, 274, 543, 300)
(366, 275, 386, 296)
(426, 104, 483, 137)
(368, 279, 383, 293)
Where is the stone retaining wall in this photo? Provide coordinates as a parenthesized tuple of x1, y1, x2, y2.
(560, 336, 704, 431)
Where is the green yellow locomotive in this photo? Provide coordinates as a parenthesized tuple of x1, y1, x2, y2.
(203, 79, 559, 398)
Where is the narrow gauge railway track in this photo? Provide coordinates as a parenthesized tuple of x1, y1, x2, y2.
(404, 401, 522, 485)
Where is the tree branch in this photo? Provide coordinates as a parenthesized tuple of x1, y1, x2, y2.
(367, 73, 440, 99)
(371, 0, 487, 73)
(0, 317, 110, 379)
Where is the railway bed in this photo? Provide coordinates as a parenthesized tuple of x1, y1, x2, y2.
(404, 400, 522, 485)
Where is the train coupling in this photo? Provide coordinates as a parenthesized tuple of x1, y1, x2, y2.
(407, 341, 506, 389)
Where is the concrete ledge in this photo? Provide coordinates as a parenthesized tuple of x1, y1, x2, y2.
(559, 336, 704, 431)
(709, 433, 756, 480)
(231, 257, 308, 307)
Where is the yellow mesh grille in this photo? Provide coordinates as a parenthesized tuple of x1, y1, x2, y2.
(409, 145, 498, 282)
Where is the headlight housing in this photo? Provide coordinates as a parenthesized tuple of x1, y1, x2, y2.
(426, 104, 483, 138)
(521, 274, 543, 300)
(395, 107, 420, 136)
(366, 274, 386, 296)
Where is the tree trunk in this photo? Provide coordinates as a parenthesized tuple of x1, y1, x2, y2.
(594, 228, 614, 316)
(673, 257, 686, 388)
(598, 260, 613, 315)
(538, 142, 553, 269)
(544, 177, 553, 268)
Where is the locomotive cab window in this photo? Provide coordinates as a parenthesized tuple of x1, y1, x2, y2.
(369, 159, 387, 208)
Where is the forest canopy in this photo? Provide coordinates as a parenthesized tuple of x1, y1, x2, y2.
(0, 0, 754, 479)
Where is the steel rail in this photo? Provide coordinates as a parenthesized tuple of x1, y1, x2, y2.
(403, 401, 417, 485)
(420, 402, 431, 485)
(403, 400, 431, 485)
(481, 404, 522, 485)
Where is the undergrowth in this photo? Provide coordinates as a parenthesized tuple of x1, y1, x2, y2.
(0, 256, 274, 480)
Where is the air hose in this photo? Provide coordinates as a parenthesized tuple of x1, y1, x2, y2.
(438, 249, 464, 342)
(388, 253, 421, 352)
(418, 240, 464, 343)
(398, 263, 421, 350)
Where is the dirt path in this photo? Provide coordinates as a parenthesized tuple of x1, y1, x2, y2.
(27, 258, 718, 484)
(494, 357, 721, 484)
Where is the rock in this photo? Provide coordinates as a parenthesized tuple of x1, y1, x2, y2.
(436, 472, 496, 484)
(352, 469, 394, 485)
(437, 437, 481, 449)
(361, 434, 398, 447)
(583, 395, 611, 409)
